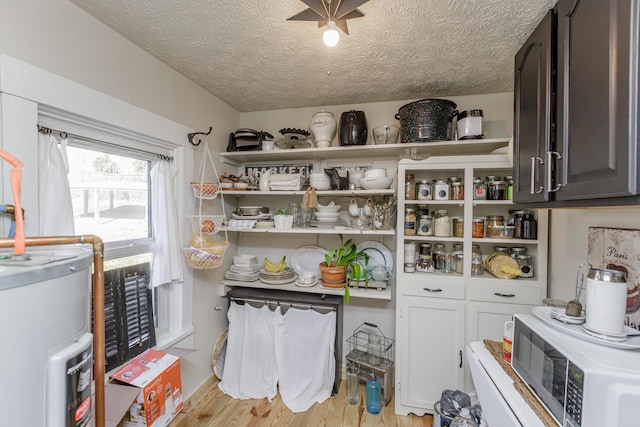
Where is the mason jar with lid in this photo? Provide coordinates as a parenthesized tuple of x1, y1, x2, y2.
(513, 210, 527, 238)
(452, 216, 464, 237)
(416, 180, 432, 200)
(434, 179, 450, 200)
(417, 215, 433, 236)
(433, 209, 451, 236)
(472, 217, 485, 238)
(473, 178, 487, 200)
(432, 243, 445, 268)
(419, 243, 432, 256)
(448, 176, 462, 184)
(471, 256, 484, 275)
(453, 243, 463, 252)
(452, 250, 464, 274)
(451, 182, 464, 200)
(416, 205, 429, 218)
(485, 175, 500, 200)
(505, 175, 514, 200)
(489, 180, 506, 200)
(522, 213, 538, 239)
(509, 247, 528, 258)
(405, 173, 416, 200)
(493, 246, 509, 254)
(404, 208, 417, 236)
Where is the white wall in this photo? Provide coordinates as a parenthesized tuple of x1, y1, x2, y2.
(0, 0, 239, 400)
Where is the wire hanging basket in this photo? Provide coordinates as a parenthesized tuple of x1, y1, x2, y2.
(184, 137, 229, 269)
(346, 322, 395, 365)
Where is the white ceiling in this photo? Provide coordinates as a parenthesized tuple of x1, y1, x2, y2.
(69, 0, 557, 112)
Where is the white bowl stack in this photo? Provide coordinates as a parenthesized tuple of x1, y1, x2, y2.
(309, 173, 331, 190)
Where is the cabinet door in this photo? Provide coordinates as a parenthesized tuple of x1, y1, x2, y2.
(396, 296, 465, 415)
(513, 10, 553, 203)
(556, 0, 638, 200)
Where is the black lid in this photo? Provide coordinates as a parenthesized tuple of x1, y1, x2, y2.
(457, 109, 483, 120)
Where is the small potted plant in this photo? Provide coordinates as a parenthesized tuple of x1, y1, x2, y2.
(273, 207, 293, 229)
(319, 234, 369, 303)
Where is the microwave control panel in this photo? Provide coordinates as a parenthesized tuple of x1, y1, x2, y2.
(565, 362, 584, 426)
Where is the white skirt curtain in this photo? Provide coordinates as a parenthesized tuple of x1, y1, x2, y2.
(38, 132, 75, 236)
(150, 158, 183, 287)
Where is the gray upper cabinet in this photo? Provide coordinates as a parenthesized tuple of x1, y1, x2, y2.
(514, 0, 639, 206)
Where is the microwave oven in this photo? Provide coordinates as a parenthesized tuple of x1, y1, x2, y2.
(512, 314, 640, 426)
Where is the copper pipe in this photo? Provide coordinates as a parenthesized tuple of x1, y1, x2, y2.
(0, 235, 105, 427)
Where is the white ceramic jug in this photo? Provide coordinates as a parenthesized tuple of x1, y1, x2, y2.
(258, 169, 271, 192)
(584, 268, 627, 336)
(310, 110, 337, 148)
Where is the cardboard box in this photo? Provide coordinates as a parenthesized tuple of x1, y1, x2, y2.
(110, 349, 183, 427)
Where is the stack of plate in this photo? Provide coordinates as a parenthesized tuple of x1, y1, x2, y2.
(260, 267, 296, 285)
(224, 254, 261, 281)
(312, 209, 345, 227)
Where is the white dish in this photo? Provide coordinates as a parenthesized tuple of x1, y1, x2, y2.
(315, 205, 341, 212)
(532, 306, 640, 350)
(295, 278, 319, 288)
(231, 212, 272, 220)
(359, 176, 393, 190)
(315, 217, 342, 222)
(310, 219, 346, 227)
(260, 275, 297, 285)
(313, 211, 341, 218)
(356, 241, 393, 272)
(290, 245, 326, 281)
(550, 308, 585, 325)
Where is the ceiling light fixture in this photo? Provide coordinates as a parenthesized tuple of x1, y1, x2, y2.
(288, 0, 369, 47)
(323, 21, 340, 47)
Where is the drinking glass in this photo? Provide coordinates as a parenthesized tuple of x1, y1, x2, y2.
(368, 336, 383, 366)
(346, 363, 360, 405)
(289, 203, 301, 227)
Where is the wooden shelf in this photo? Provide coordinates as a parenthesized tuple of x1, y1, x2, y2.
(221, 279, 392, 301)
(219, 138, 510, 164)
(221, 189, 395, 197)
(222, 226, 395, 235)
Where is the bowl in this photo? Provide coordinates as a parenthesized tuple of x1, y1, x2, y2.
(364, 168, 387, 179)
(359, 176, 394, 190)
(221, 182, 233, 189)
(233, 182, 249, 190)
(372, 125, 400, 145)
(314, 211, 341, 219)
(237, 206, 268, 216)
(316, 204, 341, 212)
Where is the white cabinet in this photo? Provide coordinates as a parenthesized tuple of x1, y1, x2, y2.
(394, 154, 548, 416)
(396, 296, 465, 416)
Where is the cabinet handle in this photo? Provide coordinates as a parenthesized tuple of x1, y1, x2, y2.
(530, 156, 544, 194)
(546, 151, 563, 192)
(423, 287, 443, 293)
(459, 350, 463, 368)
(494, 292, 516, 298)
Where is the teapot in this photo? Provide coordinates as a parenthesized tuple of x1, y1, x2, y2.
(371, 265, 391, 282)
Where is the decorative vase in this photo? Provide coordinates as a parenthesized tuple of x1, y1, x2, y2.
(319, 261, 346, 287)
(274, 214, 293, 229)
(310, 110, 337, 148)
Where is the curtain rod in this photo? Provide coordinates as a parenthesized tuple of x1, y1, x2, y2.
(228, 296, 336, 313)
(37, 125, 173, 162)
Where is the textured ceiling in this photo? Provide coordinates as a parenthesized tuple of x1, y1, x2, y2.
(69, 0, 557, 112)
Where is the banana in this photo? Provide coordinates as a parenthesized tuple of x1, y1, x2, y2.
(264, 256, 286, 273)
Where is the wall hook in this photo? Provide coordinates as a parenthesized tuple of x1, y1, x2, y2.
(188, 126, 213, 146)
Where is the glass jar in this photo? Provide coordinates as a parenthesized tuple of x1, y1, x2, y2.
(452, 216, 464, 237)
(416, 205, 429, 218)
(522, 213, 538, 239)
(419, 242, 432, 256)
(448, 176, 462, 184)
(472, 217, 485, 238)
(471, 255, 484, 275)
(493, 246, 509, 254)
(416, 257, 434, 273)
(405, 173, 416, 200)
(442, 254, 455, 274)
(509, 247, 528, 258)
(404, 262, 416, 273)
(433, 209, 451, 237)
(472, 244, 482, 258)
(404, 208, 417, 236)
(486, 215, 505, 238)
(512, 210, 526, 238)
(416, 180, 432, 200)
(473, 177, 487, 200)
(516, 254, 535, 278)
(432, 243, 445, 268)
(489, 180, 506, 200)
(417, 215, 433, 236)
(485, 175, 500, 200)
(451, 182, 464, 200)
(505, 175, 513, 200)
(434, 179, 450, 200)
(452, 243, 463, 252)
(453, 250, 464, 274)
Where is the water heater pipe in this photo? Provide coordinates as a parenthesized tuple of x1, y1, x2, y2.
(0, 235, 105, 427)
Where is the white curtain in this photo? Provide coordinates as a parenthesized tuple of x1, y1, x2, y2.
(150, 158, 183, 287)
(38, 133, 75, 236)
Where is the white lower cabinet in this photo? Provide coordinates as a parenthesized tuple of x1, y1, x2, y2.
(395, 295, 465, 416)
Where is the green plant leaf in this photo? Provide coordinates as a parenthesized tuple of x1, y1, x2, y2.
(344, 284, 350, 304)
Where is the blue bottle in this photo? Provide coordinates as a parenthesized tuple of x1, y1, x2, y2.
(365, 372, 381, 414)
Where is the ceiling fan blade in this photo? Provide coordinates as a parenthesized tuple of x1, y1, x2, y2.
(300, 0, 329, 19)
(335, 0, 368, 19)
(335, 19, 350, 35)
(338, 10, 365, 21)
(288, 8, 326, 21)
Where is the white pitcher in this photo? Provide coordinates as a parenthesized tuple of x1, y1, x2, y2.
(258, 169, 271, 191)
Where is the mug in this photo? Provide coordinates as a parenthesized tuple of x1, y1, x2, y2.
(371, 266, 391, 282)
(300, 271, 315, 284)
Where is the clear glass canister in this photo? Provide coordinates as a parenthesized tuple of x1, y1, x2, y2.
(471, 256, 484, 275)
(453, 251, 464, 274)
(432, 243, 445, 268)
(489, 180, 506, 200)
(451, 182, 464, 200)
(433, 209, 451, 237)
(453, 243, 463, 252)
(405, 173, 416, 200)
(416, 180, 432, 200)
(493, 246, 509, 254)
(419, 243, 432, 256)
(404, 208, 417, 236)
(486, 215, 505, 238)
(452, 216, 464, 237)
(434, 179, 450, 200)
(417, 215, 433, 236)
(516, 254, 535, 278)
(472, 217, 485, 238)
(473, 178, 487, 200)
(509, 246, 528, 258)
(505, 175, 513, 200)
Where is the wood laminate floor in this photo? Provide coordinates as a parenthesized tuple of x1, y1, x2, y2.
(170, 376, 434, 427)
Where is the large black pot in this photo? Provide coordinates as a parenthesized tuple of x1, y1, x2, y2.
(395, 99, 458, 143)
